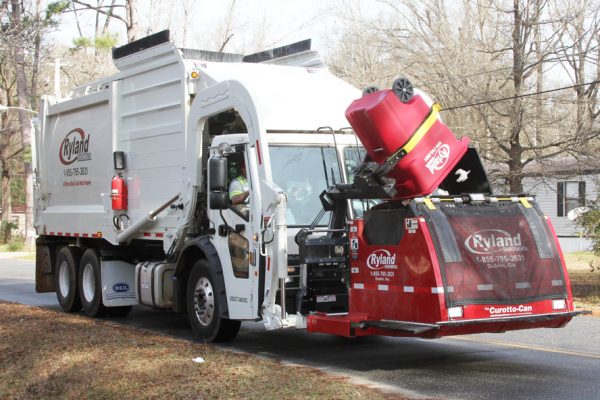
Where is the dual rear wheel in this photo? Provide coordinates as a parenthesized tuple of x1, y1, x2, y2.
(54, 246, 131, 317)
(54, 246, 238, 341)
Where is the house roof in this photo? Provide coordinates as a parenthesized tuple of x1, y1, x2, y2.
(486, 156, 600, 179)
(0, 204, 25, 214)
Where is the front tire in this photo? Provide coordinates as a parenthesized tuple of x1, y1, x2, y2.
(78, 249, 107, 317)
(187, 260, 240, 342)
(55, 246, 82, 312)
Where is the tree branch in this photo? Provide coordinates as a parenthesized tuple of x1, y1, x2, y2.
(70, 0, 126, 24)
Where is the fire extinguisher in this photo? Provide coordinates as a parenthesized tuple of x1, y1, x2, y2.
(111, 174, 128, 210)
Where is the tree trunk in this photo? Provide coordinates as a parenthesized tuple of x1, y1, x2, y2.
(31, 27, 41, 106)
(508, 0, 525, 194)
(1, 160, 11, 224)
(10, 0, 34, 250)
(0, 109, 11, 225)
(101, 0, 117, 36)
(126, 0, 138, 42)
(508, 142, 524, 193)
(534, 9, 543, 146)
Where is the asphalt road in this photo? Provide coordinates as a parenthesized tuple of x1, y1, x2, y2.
(2, 257, 599, 400)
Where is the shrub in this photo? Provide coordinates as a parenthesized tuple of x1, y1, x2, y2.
(7, 236, 24, 252)
(0, 221, 18, 244)
(577, 210, 600, 271)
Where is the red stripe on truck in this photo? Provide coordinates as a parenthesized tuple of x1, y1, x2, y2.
(256, 139, 262, 165)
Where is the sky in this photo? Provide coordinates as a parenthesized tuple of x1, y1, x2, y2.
(44, 1, 578, 90)
(49, 0, 383, 56)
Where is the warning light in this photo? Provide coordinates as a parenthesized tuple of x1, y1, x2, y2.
(190, 71, 199, 79)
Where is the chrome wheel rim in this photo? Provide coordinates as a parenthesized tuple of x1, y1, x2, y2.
(82, 263, 95, 302)
(193, 277, 214, 326)
(58, 260, 70, 298)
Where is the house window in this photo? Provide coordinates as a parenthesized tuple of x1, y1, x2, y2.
(557, 181, 585, 217)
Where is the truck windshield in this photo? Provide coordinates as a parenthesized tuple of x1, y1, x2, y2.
(269, 146, 340, 226)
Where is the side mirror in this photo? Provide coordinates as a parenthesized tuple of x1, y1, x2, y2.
(209, 156, 228, 191)
(210, 191, 229, 210)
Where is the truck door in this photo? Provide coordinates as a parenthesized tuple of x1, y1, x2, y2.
(208, 146, 255, 320)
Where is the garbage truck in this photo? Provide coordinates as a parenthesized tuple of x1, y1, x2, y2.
(34, 30, 580, 342)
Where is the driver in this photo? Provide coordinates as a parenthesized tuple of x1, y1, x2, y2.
(229, 161, 250, 209)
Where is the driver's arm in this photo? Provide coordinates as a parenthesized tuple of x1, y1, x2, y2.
(229, 178, 249, 205)
(231, 190, 249, 205)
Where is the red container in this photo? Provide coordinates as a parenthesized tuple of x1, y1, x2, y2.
(345, 90, 470, 199)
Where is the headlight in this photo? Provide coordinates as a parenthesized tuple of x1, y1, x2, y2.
(334, 245, 345, 256)
(448, 306, 463, 318)
(552, 299, 566, 310)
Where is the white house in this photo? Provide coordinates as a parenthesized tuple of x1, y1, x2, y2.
(0, 204, 26, 236)
(490, 157, 598, 253)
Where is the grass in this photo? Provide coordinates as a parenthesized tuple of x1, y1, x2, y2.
(563, 252, 600, 316)
(570, 272, 600, 315)
(16, 253, 36, 261)
(0, 250, 597, 399)
(0, 243, 23, 252)
(0, 236, 25, 252)
(0, 249, 35, 260)
(563, 251, 600, 271)
(0, 302, 406, 400)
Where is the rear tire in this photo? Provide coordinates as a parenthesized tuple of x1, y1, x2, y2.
(55, 246, 82, 312)
(78, 249, 107, 317)
(187, 260, 240, 342)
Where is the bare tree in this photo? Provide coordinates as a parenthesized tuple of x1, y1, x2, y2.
(8, 0, 34, 247)
(0, 64, 20, 226)
(0, 0, 66, 247)
(553, 0, 600, 148)
(329, 0, 600, 193)
(216, 0, 237, 52)
(326, 1, 399, 90)
(72, 0, 137, 43)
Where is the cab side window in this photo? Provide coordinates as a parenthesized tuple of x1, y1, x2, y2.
(226, 152, 250, 220)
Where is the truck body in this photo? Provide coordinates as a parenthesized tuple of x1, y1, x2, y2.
(34, 31, 579, 342)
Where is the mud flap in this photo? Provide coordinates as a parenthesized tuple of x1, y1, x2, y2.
(35, 245, 55, 293)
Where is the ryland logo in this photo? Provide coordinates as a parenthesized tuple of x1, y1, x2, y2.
(59, 128, 91, 165)
(366, 249, 397, 270)
(425, 143, 450, 174)
(465, 229, 523, 255)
